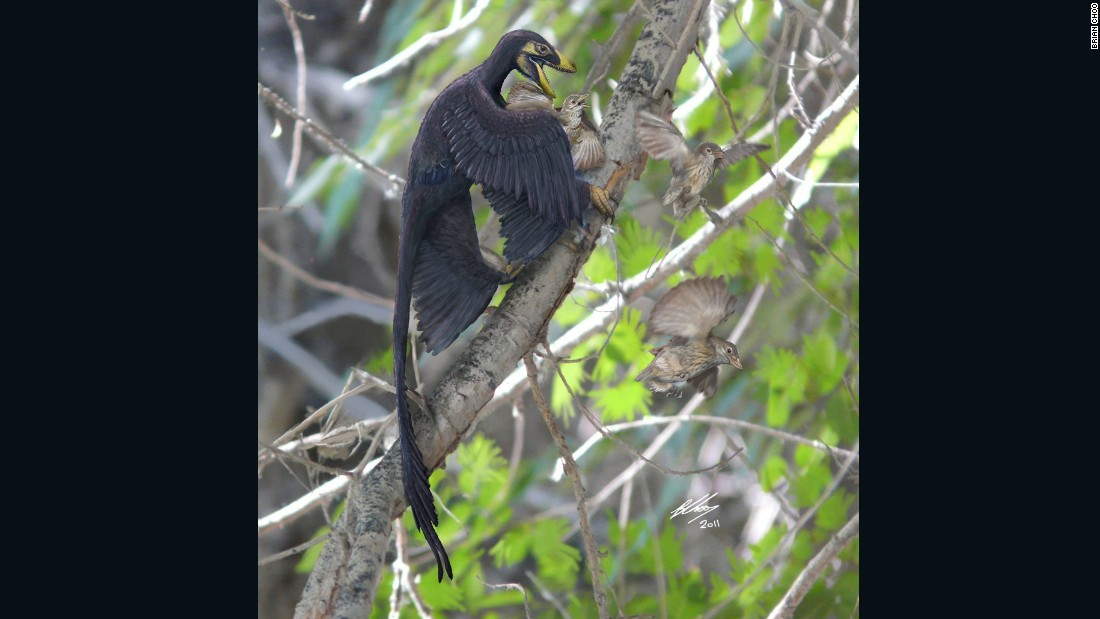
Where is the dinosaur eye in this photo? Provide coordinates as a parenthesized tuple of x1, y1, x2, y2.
(535, 43, 550, 55)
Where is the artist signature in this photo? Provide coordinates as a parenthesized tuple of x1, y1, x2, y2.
(669, 492, 719, 524)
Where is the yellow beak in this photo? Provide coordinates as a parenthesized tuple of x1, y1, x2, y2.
(535, 52, 576, 99)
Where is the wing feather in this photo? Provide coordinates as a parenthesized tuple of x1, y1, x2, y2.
(444, 84, 580, 223)
(648, 277, 737, 340)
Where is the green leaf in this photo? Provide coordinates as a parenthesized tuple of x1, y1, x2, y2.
(751, 241, 783, 290)
(455, 434, 507, 498)
(815, 490, 854, 531)
(760, 455, 788, 492)
(756, 346, 808, 426)
(590, 378, 652, 422)
(581, 243, 616, 282)
(489, 527, 532, 567)
(592, 307, 646, 382)
(550, 358, 585, 421)
(790, 461, 831, 508)
(362, 333, 393, 375)
(791, 530, 813, 562)
(692, 224, 748, 279)
(794, 443, 823, 469)
(529, 518, 582, 589)
(802, 327, 849, 397)
(614, 215, 664, 278)
(803, 207, 832, 240)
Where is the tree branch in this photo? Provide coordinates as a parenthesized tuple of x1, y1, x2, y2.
(766, 512, 859, 619)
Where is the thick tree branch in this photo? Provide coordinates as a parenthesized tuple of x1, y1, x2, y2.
(293, 2, 707, 616)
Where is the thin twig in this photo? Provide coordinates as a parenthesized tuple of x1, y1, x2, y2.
(258, 533, 330, 567)
(691, 44, 743, 138)
(274, 0, 314, 20)
(344, 0, 491, 89)
(258, 440, 351, 477)
(525, 571, 573, 619)
(258, 81, 406, 188)
(270, 382, 377, 448)
(554, 414, 857, 480)
(394, 525, 432, 618)
(506, 402, 525, 489)
(702, 442, 859, 619)
(352, 412, 396, 478)
(780, 0, 859, 72)
(258, 474, 350, 535)
(279, 3, 307, 188)
(478, 577, 533, 619)
(523, 354, 609, 619)
(746, 215, 859, 332)
(766, 512, 859, 619)
(584, 2, 642, 93)
(258, 238, 395, 308)
(260, 415, 391, 468)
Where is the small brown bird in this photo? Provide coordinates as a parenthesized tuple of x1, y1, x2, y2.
(634, 109, 769, 223)
(555, 94, 604, 171)
(635, 277, 743, 398)
(506, 83, 605, 171)
(504, 80, 554, 111)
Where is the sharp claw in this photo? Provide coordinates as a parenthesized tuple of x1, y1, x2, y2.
(590, 186, 616, 221)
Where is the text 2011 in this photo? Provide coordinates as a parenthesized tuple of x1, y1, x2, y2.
(699, 519, 720, 528)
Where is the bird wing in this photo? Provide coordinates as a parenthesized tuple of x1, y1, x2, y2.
(718, 141, 770, 167)
(442, 82, 581, 224)
(572, 132, 605, 171)
(687, 366, 719, 399)
(505, 81, 554, 111)
(649, 277, 737, 339)
(412, 199, 505, 353)
(634, 110, 691, 168)
(481, 185, 568, 264)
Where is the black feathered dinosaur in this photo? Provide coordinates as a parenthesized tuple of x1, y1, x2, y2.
(394, 29, 615, 582)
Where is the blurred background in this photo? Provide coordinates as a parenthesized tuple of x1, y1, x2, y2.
(259, 0, 858, 616)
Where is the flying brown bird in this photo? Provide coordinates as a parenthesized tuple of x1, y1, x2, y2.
(634, 109, 769, 223)
(505, 83, 605, 171)
(635, 277, 743, 398)
(395, 30, 614, 582)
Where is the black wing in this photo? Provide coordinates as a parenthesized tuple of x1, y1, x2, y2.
(412, 198, 505, 353)
(481, 186, 570, 264)
(442, 83, 581, 225)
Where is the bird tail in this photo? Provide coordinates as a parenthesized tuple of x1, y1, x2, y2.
(394, 208, 453, 582)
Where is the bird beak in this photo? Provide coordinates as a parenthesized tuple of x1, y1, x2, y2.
(730, 355, 743, 369)
(533, 52, 575, 99)
(715, 150, 726, 159)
